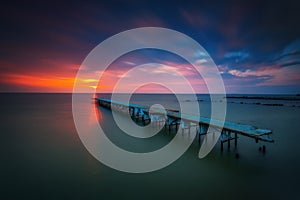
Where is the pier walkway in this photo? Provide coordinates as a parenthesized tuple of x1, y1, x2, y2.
(96, 98, 274, 152)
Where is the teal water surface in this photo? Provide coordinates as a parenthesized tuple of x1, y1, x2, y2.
(1, 93, 300, 199)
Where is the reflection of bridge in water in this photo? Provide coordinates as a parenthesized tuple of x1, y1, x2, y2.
(96, 98, 274, 153)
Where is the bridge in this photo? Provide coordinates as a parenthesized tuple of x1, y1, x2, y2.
(96, 98, 274, 153)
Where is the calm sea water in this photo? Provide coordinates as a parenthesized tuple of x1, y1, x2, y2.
(1, 93, 300, 199)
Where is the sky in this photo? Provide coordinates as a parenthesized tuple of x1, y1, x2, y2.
(1, 0, 300, 94)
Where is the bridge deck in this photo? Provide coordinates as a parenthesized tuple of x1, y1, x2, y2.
(96, 98, 274, 143)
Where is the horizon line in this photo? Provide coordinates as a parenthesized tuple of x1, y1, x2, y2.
(0, 92, 299, 95)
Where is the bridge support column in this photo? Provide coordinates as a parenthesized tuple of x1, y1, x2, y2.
(228, 131, 231, 150)
(221, 141, 224, 151)
(235, 133, 237, 147)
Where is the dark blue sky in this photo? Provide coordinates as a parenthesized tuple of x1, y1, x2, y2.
(1, 0, 300, 93)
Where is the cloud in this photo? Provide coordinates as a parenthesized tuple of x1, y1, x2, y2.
(260, 65, 300, 86)
(194, 50, 209, 59)
(137, 64, 180, 77)
(280, 40, 300, 57)
(217, 65, 228, 74)
(228, 69, 262, 77)
(274, 40, 300, 68)
(227, 65, 300, 86)
(195, 59, 208, 65)
(123, 61, 136, 66)
(224, 51, 250, 62)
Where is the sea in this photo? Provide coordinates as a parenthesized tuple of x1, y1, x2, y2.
(1, 93, 300, 199)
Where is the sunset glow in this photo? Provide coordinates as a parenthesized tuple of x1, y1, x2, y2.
(1, 1, 299, 94)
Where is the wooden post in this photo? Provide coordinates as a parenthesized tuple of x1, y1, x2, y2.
(136, 108, 139, 122)
(228, 131, 230, 150)
(142, 115, 145, 125)
(234, 133, 237, 147)
(221, 141, 223, 151)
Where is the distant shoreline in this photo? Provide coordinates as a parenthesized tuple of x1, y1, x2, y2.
(226, 96, 300, 101)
